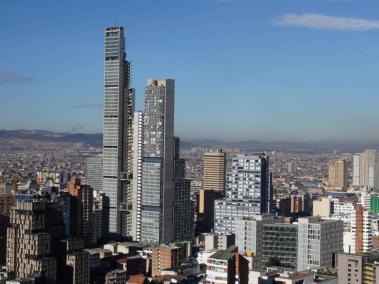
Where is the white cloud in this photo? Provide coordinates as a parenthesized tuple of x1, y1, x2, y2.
(274, 13, 379, 31)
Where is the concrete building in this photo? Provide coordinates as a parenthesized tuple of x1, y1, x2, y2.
(351, 204, 372, 254)
(196, 189, 222, 234)
(312, 197, 331, 218)
(353, 150, 379, 189)
(105, 269, 127, 284)
(297, 217, 343, 271)
(6, 200, 58, 282)
(202, 149, 226, 192)
(337, 253, 363, 284)
(214, 154, 274, 234)
(59, 238, 90, 284)
(328, 159, 348, 190)
(337, 253, 379, 284)
(203, 233, 235, 251)
(205, 246, 249, 284)
(141, 79, 175, 244)
(86, 155, 103, 192)
(68, 181, 94, 246)
(152, 244, 179, 276)
(262, 223, 298, 270)
(131, 111, 144, 241)
(92, 190, 105, 243)
(103, 26, 133, 235)
(234, 215, 276, 262)
(0, 193, 15, 265)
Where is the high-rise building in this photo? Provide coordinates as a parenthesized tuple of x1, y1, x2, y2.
(202, 149, 226, 192)
(152, 244, 179, 276)
(131, 111, 144, 242)
(353, 150, 379, 189)
(68, 180, 94, 247)
(196, 189, 223, 234)
(141, 79, 175, 244)
(351, 204, 372, 254)
(173, 137, 194, 241)
(103, 26, 133, 235)
(86, 155, 103, 192)
(0, 193, 15, 266)
(214, 154, 274, 234)
(287, 161, 296, 174)
(6, 200, 58, 282)
(297, 217, 343, 271)
(328, 159, 348, 190)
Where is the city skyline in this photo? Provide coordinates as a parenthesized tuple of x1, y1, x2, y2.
(2, 0, 379, 141)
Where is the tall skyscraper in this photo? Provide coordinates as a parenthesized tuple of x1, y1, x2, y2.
(103, 26, 134, 235)
(353, 150, 379, 189)
(86, 155, 103, 192)
(214, 154, 274, 234)
(328, 159, 348, 190)
(141, 79, 175, 244)
(131, 111, 144, 241)
(202, 149, 226, 192)
(173, 137, 194, 241)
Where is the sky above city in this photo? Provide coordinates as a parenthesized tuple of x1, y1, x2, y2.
(1, 0, 379, 142)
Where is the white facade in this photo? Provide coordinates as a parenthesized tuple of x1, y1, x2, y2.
(131, 111, 144, 241)
(214, 154, 272, 234)
(234, 215, 275, 258)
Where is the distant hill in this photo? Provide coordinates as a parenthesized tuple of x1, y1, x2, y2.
(0, 130, 102, 148)
(1, 129, 379, 153)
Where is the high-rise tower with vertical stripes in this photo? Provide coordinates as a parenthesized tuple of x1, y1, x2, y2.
(103, 26, 134, 235)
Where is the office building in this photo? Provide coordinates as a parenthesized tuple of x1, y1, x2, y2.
(328, 159, 348, 190)
(6, 200, 58, 282)
(131, 111, 144, 241)
(152, 244, 180, 276)
(141, 79, 175, 244)
(214, 154, 273, 234)
(234, 215, 276, 259)
(92, 191, 105, 243)
(196, 189, 223, 234)
(86, 155, 103, 192)
(174, 137, 194, 241)
(261, 223, 298, 270)
(297, 217, 343, 270)
(68, 180, 94, 246)
(103, 26, 134, 235)
(353, 150, 379, 189)
(202, 149, 226, 192)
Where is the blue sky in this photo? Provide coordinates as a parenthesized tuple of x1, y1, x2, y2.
(1, 0, 379, 142)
